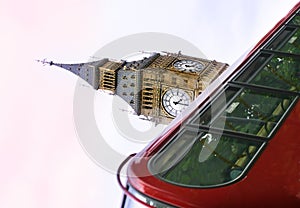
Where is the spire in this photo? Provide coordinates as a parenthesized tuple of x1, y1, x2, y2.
(37, 58, 109, 89)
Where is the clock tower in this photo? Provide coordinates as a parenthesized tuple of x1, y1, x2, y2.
(41, 51, 228, 124)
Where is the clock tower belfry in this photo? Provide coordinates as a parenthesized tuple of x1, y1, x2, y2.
(41, 51, 228, 124)
(138, 51, 228, 124)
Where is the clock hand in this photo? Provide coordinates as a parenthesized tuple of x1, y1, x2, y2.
(173, 99, 182, 105)
(184, 63, 197, 67)
(177, 103, 189, 106)
(184, 64, 193, 68)
(173, 99, 189, 106)
(173, 100, 189, 106)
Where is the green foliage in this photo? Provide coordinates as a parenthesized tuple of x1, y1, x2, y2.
(161, 136, 259, 186)
(251, 56, 300, 92)
(290, 15, 300, 25)
(280, 29, 300, 54)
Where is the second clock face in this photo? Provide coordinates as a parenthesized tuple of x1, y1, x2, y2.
(162, 88, 191, 117)
(174, 59, 204, 72)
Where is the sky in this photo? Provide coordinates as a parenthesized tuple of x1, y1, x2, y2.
(0, 0, 299, 207)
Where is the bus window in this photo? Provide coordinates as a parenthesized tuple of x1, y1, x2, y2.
(190, 86, 296, 138)
(266, 27, 296, 51)
(231, 53, 272, 84)
(236, 54, 300, 93)
(248, 55, 300, 92)
(289, 13, 300, 25)
(278, 30, 300, 54)
(150, 132, 264, 187)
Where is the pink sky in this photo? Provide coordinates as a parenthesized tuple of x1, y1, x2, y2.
(0, 0, 298, 207)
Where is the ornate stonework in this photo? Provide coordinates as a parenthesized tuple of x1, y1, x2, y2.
(42, 51, 228, 124)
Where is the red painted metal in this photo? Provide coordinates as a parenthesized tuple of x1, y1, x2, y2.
(127, 100, 300, 207)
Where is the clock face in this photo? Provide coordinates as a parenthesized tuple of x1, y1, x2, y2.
(162, 88, 191, 117)
(173, 59, 204, 72)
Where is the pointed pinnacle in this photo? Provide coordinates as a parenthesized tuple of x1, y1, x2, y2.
(36, 58, 53, 66)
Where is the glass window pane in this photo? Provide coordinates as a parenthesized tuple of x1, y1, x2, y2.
(248, 56, 299, 92)
(191, 87, 295, 137)
(190, 87, 236, 126)
(151, 132, 262, 187)
(236, 56, 300, 92)
(150, 130, 200, 175)
(278, 28, 300, 54)
(266, 27, 295, 51)
(289, 14, 300, 26)
(233, 53, 271, 84)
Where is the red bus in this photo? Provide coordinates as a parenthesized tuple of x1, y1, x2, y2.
(118, 2, 300, 207)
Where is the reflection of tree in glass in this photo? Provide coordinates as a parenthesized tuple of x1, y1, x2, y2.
(161, 135, 259, 186)
(251, 56, 300, 92)
(290, 15, 300, 25)
(223, 88, 292, 137)
(280, 29, 300, 54)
